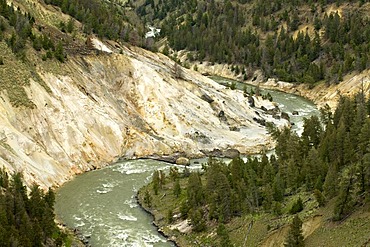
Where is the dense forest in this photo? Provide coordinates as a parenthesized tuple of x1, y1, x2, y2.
(140, 91, 370, 245)
(135, 0, 370, 85)
(39, 0, 370, 85)
(0, 169, 69, 246)
(17, 0, 369, 86)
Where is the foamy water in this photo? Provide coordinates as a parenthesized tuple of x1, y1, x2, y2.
(55, 159, 175, 247)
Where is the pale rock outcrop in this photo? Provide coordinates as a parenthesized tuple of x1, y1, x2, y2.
(176, 157, 190, 166)
(0, 44, 288, 188)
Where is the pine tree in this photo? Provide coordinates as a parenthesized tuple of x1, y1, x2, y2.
(152, 170, 160, 195)
(314, 189, 326, 207)
(54, 41, 65, 62)
(333, 167, 355, 221)
(290, 197, 304, 214)
(362, 153, 370, 200)
(303, 148, 326, 190)
(285, 215, 304, 247)
(143, 190, 152, 208)
(187, 172, 203, 208)
(173, 179, 181, 198)
(262, 184, 274, 211)
(323, 163, 338, 199)
(301, 116, 322, 156)
(217, 223, 232, 247)
(167, 209, 173, 224)
(273, 172, 285, 202)
(190, 208, 206, 232)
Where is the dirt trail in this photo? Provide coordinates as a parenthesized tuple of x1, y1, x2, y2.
(302, 215, 323, 238)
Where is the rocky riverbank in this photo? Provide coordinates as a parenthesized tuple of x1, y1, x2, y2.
(191, 61, 369, 110)
(135, 193, 180, 247)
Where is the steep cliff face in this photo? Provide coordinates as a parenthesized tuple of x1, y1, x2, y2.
(0, 42, 287, 188)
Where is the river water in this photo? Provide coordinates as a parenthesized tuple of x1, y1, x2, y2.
(55, 78, 319, 247)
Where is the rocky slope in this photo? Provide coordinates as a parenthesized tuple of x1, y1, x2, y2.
(193, 61, 370, 109)
(0, 37, 288, 188)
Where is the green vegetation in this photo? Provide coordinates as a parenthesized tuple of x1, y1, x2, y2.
(285, 215, 304, 247)
(0, 168, 71, 246)
(138, 91, 370, 246)
(135, 0, 370, 84)
(43, 0, 143, 45)
(0, 0, 64, 108)
(0, 0, 66, 62)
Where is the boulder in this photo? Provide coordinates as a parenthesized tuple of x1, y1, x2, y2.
(200, 94, 214, 104)
(224, 149, 240, 158)
(253, 117, 266, 126)
(281, 112, 290, 121)
(248, 96, 255, 107)
(201, 149, 223, 157)
(292, 111, 299, 115)
(218, 110, 227, 121)
(229, 126, 240, 132)
(176, 157, 190, 166)
(266, 106, 280, 115)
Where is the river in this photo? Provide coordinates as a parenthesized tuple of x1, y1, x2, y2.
(55, 77, 319, 247)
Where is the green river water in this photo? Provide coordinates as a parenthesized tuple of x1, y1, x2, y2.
(55, 78, 319, 247)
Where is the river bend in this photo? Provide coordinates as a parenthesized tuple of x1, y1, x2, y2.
(55, 78, 319, 246)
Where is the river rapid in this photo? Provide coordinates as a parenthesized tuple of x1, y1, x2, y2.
(55, 77, 319, 247)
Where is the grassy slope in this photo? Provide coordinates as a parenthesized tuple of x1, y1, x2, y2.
(138, 174, 370, 247)
(0, 0, 88, 108)
(0, 42, 37, 108)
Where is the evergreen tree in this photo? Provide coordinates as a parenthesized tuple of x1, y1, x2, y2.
(144, 189, 152, 208)
(333, 167, 355, 221)
(314, 189, 326, 207)
(54, 41, 65, 62)
(173, 179, 181, 198)
(285, 215, 304, 247)
(167, 209, 173, 224)
(187, 172, 203, 208)
(362, 153, 370, 200)
(323, 163, 338, 199)
(273, 172, 285, 202)
(217, 223, 232, 247)
(152, 170, 160, 195)
(290, 197, 304, 214)
(0, 171, 63, 246)
(190, 208, 206, 232)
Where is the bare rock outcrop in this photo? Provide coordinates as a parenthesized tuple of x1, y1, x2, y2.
(0, 43, 288, 188)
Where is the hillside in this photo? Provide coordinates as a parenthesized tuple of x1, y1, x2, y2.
(138, 93, 370, 246)
(0, 0, 288, 188)
(133, 0, 370, 87)
(0, 0, 369, 246)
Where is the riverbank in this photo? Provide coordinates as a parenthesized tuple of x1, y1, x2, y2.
(135, 193, 179, 247)
(192, 61, 369, 110)
(135, 162, 319, 247)
(136, 157, 370, 247)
